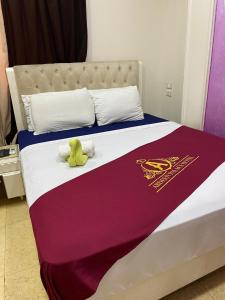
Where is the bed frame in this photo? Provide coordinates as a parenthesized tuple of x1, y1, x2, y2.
(6, 60, 143, 132)
(6, 60, 225, 299)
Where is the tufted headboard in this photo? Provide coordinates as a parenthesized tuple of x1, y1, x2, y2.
(6, 60, 143, 131)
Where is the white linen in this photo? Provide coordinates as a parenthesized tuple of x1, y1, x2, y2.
(81, 140, 95, 158)
(30, 88, 95, 134)
(21, 121, 180, 205)
(89, 86, 144, 126)
(20, 121, 225, 299)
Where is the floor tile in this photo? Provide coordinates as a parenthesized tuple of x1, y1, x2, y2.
(5, 219, 39, 276)
(163, 279, 214, 300)
(0, 276, 4, 299)
(200, 268, 225, 300)
(5, 266, 48, 300)
(0, 226, 5, 278)
(5, 196, 29, 225)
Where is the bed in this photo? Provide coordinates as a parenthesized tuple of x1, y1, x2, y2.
(6, 60, 225, 300)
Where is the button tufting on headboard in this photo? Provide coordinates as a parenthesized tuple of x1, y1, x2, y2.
(10, 60, 141, 130)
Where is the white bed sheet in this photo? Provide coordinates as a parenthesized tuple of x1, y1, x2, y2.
(20, 121, 225, 299)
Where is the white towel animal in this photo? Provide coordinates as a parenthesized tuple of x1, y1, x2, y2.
(58, 139, 95, 161)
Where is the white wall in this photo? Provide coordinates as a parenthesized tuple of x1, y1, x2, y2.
(86, 0, 188, 122)
(181, 0, 216, 129)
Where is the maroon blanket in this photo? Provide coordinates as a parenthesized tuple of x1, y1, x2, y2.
(30, 126, 225, 300)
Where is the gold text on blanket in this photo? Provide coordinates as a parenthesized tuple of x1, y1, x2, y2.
(136, 155, 199, 192)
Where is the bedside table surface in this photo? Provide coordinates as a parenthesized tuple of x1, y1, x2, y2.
(0, 145, 20, 175)
(0, 144, 25, 198)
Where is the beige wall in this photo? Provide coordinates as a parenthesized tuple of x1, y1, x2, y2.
(86, 0, 188, 122)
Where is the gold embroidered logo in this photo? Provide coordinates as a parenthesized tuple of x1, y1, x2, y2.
(137, 155, 199, 192)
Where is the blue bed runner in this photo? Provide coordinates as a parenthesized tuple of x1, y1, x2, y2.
(18, 114, 165, 150)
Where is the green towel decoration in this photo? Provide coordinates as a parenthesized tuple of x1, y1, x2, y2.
(67, 138, 88, 167)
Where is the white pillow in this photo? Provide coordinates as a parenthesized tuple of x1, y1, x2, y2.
(89, 86, 144, 126)
(21, 95, 34, 131)
(30, 88, 95, 134)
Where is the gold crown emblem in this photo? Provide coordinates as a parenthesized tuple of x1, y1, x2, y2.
(136, 157, 179, 180)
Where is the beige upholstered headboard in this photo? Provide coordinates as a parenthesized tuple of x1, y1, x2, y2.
(6, 60, 143, 131)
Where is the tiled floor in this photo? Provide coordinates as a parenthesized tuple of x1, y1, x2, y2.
(0, 185, 48, 300)
(0, 185, 225, 299)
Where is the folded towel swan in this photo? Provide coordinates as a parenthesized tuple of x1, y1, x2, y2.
(58, 139, 95, 167)
(67, 139, 88, 167)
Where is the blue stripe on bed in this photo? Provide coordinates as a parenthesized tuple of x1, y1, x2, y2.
(18, 114, 166, 150)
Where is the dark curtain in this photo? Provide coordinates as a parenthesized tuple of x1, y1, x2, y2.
(1, 0, 87, 141)
(1, 0, 87, 66)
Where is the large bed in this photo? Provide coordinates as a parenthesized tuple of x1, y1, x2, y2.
(6, 61, 225, 300)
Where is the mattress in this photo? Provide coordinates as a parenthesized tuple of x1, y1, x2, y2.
(18, 113, 165, 150)
(20, 121, 225, 299)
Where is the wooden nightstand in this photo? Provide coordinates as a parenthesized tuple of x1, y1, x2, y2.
(0, 145, 25, 199)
